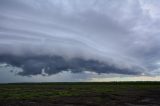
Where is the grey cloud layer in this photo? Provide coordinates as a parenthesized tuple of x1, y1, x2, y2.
(0, 0, 160, 76)
(0, 55, 140, 76)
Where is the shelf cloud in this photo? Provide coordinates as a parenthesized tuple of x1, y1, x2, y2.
(0, 0, 160, 76)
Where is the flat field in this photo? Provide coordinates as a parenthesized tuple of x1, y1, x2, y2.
(0, 82, 160, 106)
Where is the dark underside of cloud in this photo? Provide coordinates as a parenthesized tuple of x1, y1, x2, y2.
(0, 54, 140, 76)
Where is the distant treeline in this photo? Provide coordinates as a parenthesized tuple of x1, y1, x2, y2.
(1, 81, 160, 85)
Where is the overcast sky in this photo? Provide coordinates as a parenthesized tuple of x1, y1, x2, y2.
(0, 0, 160, 82)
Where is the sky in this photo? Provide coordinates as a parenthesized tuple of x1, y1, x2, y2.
(0, 0, 160, 83)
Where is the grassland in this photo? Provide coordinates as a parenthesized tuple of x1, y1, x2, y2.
(0, 82, 160, 106)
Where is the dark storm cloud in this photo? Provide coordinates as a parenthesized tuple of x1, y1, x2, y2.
(0, 0, 160, 76)
(0, 54, 140, 76)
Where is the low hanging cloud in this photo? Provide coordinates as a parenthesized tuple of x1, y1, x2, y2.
(0, 54, 141, 76)
(0, 0, 160, 76)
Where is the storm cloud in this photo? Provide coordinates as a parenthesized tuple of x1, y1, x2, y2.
(0, 54, 141, 76)
(0, 0, 160, 76)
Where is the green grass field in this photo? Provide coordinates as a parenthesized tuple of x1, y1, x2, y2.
(0, 82, 160, 106)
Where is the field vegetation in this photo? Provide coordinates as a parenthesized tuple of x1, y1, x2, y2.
(0, 82, 160, 106)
